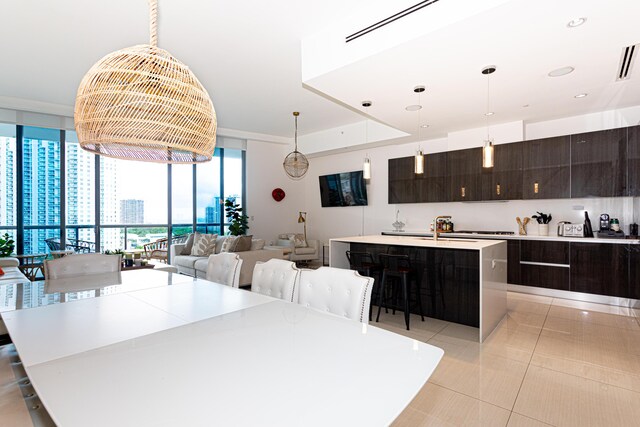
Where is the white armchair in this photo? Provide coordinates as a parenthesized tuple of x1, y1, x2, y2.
(271, 233, 319, 265)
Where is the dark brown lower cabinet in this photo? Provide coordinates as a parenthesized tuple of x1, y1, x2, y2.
(350, 243, 479, 327)
(629, 245, 640, 300)
(520, 263, 570, 291)
(507, 240, 521, 284)
(570, 243, 629, 298)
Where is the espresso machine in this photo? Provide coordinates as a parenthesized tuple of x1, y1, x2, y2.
(597, 213, 625, 238)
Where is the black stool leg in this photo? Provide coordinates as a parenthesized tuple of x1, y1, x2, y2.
(402, 273, 410, 330)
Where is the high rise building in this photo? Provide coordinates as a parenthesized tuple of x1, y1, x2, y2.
(120, 199, 145, 224)
(0, 135, 16, 228)
(205, 196, 222, 223)
(23, 135, 61, 254)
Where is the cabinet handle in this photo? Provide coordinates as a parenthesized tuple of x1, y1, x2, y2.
(461, 187, 466, 198)
(496, 184, 501, 195)
(534, 182, 539, 194)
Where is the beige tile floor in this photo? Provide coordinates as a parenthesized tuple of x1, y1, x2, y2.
(380, 292, 640, 427)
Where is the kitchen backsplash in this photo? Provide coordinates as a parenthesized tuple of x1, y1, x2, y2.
(387, 197, 638, 235)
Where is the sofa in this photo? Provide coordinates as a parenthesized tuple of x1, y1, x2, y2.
(170, 236, 284, 286)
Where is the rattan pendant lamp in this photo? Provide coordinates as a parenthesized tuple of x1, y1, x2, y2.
(283, 112, 309, 179)
(74, 0, 216, 163)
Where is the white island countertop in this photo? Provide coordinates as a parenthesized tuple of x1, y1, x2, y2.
(381, 230, 640, 245)
(331, 235, 505, 250)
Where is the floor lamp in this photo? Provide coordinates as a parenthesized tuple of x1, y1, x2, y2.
(298, 212, 307, 243)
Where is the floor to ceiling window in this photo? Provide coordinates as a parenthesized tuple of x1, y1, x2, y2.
(100, 157, 168, 251)
(0, 124, 17, 245)
(65, 130, 95, 252)
(22, 126, 61, 255)
(171, 164, 194, 238)
(196, 148, 222, 235)
(0, 123, 246, 257)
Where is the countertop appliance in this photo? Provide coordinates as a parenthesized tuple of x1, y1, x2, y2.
(597, 212, 625, 238)
(562, 223, 584, 237)
(557, 221, 570, 236)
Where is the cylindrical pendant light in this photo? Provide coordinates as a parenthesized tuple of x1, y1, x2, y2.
(415, 149, 424, 174)
(481, 65, 496, 168)
(483, 140, 494, 168)
(363, 119, 371, 180)
(413, 85, 426, 175)
(363, 156, 371, 179)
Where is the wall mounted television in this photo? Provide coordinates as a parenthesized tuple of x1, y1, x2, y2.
(319, 170, 368, 207)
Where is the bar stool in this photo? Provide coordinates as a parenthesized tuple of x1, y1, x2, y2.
(376, 254, 425, 330)
(346, 251, 382, 321)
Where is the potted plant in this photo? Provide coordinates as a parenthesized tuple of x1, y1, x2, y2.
(0, 233, 15, 257)
(224, 198, 249, 236)
(532, 212, 552, 236)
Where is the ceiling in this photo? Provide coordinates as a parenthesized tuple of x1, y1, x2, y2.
(1, 0, 639, 141)
(304, 0, 640, 140)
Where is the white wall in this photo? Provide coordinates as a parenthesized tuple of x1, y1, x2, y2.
(245, 139, 306, 242)
(294, 107, 640, 243)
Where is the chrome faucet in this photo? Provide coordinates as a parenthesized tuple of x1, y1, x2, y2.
(433, 216, 451, 241)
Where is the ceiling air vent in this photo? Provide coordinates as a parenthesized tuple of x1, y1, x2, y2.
(345, 0, 440, 43)
(617, 44, 637, 81)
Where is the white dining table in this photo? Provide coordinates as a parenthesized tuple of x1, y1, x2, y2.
(1, 270, 443, 426)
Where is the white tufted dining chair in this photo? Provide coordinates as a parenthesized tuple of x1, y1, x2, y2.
(251, 259, 300, 302)
(44, 253, 122, 279)
(298, 267, 374, 323)
(206, 253, 243, 288)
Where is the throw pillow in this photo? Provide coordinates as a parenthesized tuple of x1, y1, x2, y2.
(250, 238, 265, 251)
(233, 235, 253, 252)
(220, 236, 238, 252)
(180, 232, 198, 255)
(191, 234, 218, 256)
(292, 233, 307, 248)
(215, 236, 227, 254)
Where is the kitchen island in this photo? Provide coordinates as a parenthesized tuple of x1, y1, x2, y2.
(330, 235, 507, 342)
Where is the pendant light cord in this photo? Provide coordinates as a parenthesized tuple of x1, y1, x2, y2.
(486, 72, 490, 140)
(149, 0, 158, 47)
(294, 113, 299, 151)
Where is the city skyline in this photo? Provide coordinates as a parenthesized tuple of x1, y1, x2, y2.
(0, 127, 244, 254)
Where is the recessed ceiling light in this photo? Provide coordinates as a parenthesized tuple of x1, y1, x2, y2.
(567, 17, 587, 28)
(485, 112, 495, 116)
(361, 100, 372, 107)
(405, 104, 422, 111)
(414, 85, 426, 93)
(574, 93, 588, 98)
(420, 124, 429, 128)
(548, 66, 575, 77)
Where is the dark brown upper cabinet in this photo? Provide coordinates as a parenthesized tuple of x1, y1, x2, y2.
(422, 152, 448, 202)
(389, 153, 448, 203)
(628, 126, 640, 196)
(522, 136, 570, 199)
(571, 128, 627, 198)
(481, 142, 523, 200)
(388, 157, 417, 203)
(447, 148, 482, 201)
